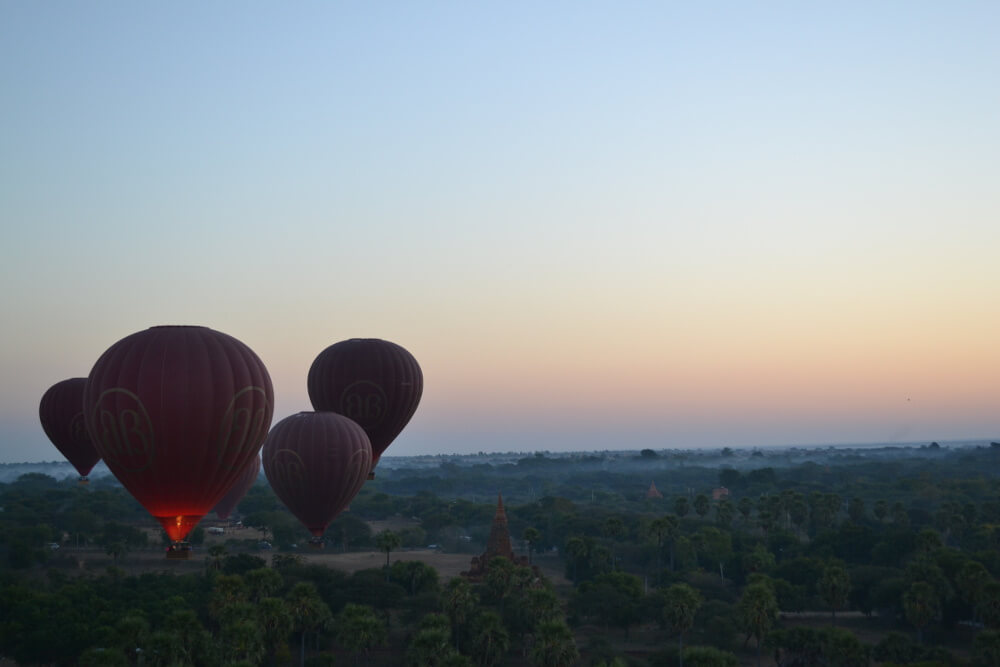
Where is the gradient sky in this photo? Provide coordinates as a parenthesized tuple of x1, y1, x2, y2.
(2, 2, 999, 463)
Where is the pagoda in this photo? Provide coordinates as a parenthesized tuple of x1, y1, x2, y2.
(462, 493, 530, 579)
(646, 481, 663, 499)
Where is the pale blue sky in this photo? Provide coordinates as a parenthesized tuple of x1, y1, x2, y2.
(3, 2, 999, 463)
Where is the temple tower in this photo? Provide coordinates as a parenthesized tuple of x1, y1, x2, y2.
(485, 492, 515, 560)
(462, 492, 531, 579)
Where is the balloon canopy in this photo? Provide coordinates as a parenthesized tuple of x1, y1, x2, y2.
(84, 326, 273, 542)
(39, 377, 101, 480)
(263, 411, 372, 537)
(306, 338, 422, 472)
(214, 454, 260, 520)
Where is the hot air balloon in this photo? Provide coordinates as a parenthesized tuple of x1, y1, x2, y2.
(214, 454, 260, 520)
(39, 378, 101, 484)
(307, 338, 421, 478)
(262, 411, 372, 547)
(84, 326, 273, 557)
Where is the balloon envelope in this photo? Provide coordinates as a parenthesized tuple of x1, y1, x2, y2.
(84, 326, 273, 542)
(262, 412, 372, 537)
(306, 338, 422, 470)
(39, 377, 101, 479)
(214, 454, 260, 520)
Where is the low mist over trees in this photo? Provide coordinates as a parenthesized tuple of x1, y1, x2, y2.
(3, 441, 1000, 664)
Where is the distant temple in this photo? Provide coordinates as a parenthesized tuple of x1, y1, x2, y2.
(646, 481, 663, 499)
(462, 493, 531, 579)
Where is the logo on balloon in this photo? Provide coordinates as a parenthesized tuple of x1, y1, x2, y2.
(70, 412, 88, 443)
(339, 381, 387, 428)
(342, 446, 373, 487)
(268, 448, 306, 489)
(217, 386, 270, 469)
(90, 388, 155, 472)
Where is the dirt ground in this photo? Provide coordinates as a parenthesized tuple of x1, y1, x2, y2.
(63, 526, 570, 587)
(296, 548, 475, 578)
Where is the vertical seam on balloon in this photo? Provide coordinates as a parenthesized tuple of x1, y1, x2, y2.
(200, 328, 217, 509)
(144, 329, 164, 513)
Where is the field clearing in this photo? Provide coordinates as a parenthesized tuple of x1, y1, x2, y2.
(301, 548, 570, 585)
(62, 542, 570, 586)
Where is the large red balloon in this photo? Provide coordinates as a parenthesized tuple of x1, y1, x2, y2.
(39, 378, 101, 480)
(84, 326, 273, 542)
(214, 454, 260, 520)
(262, 412, 372, 538)
(307, 338, 422, 472)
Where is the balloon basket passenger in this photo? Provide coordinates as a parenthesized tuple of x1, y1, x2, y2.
(166, 542, 193, 559)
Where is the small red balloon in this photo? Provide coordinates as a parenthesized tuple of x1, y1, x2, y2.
(84, 326, 273, 542)
(39, 378, 101, 480)
(263, 412, 372, 537)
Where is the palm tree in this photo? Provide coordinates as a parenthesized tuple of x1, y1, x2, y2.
(207, 544, 228, 571)
(286, 582, 332, 667)
(376, 530, 402, 581)
(245, 567, 283, 603)
(209, 574, 249, 621)
(602, 517, 624, 570)
(442, 577, 477, 652)
(523, 527, 542, 565)
(891, 501, 910, 527)
(979, 581, 1000, 628)
(738, 497, 754, 525)
(529, 620, 579, 667)
(738, 583, 779, 667)
(903, 581, 940, 644)
(646, 517, 669, 579)
(957, 560, 991, 623)
(523, 587, 561, 629)
(848, 497, 866, 523)
(257, 597, 293, 666)
(662, 515, 680, 571)
(789, 498, 809, 536)
(394, 559, 439, 596)
(873, 499, 888, 523)
(221, 618, 266, 666)
(818, 563, 851, 620)
(663, 583, 702, 667)
(113, 614, 149, 660)
(696, 526, 731, 583)
(336, 603, 386, 667)
(564, 537, 587, 584)
(144, 630, 183, 666)
(693, 494, 710, 518)
(714, 499, 734, 528)
(469, 610, 509, 667)
(485, 556, 518, 613)
(674, 497, 690, 519)
(406, 626, 455, 667)
(164, 609, 213, 665)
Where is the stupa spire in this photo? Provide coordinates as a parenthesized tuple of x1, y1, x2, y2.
(485, 491, 514, 561)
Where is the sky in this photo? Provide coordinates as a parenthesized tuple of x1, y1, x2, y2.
(2, 2, 999, 463)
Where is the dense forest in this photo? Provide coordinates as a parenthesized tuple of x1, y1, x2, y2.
(3, 442, 1000, 666)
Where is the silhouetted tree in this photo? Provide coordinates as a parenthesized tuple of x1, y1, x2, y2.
(663, 583, 702, 667)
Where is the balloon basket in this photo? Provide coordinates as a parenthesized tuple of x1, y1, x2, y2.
(308, 538, 324, 550)
(77, 477, 90, 485)
(166, 542, 193, 559)
(367, 471, 375, 480)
